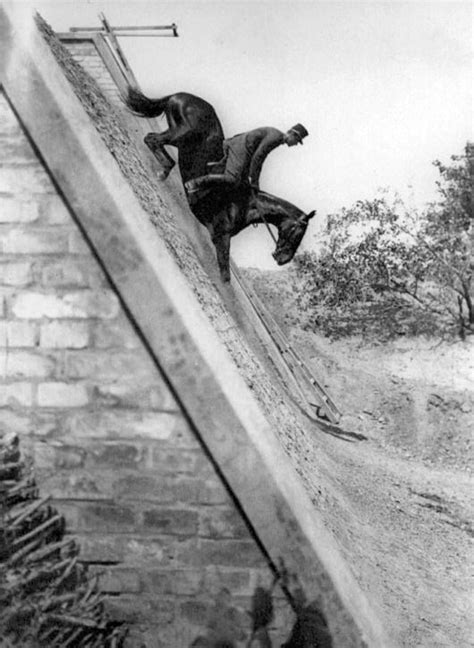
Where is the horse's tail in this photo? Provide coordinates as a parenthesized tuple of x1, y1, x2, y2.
(125, 87, 169, 117)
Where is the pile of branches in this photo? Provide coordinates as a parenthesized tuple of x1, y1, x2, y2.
(0, 432, 128, 647)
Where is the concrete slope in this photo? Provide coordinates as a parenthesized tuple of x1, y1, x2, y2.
(0, 6, 392, 646)
(57, 28, 324, 421)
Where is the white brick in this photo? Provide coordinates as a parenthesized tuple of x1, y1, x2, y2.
(1, 351, 55, 378)
(65, 350, 155, 380)
(0, 230, 69, 254)
(40, 321, 89, 348)
(40, 260, 88, 287)
(94, 381, 176, 411)
(12, 293, 75, 318)
(0, 167, 55, 194)
(0, 382, 34, 407)
(0, 321, 37, 347)
(63, 410, 180, 441)
(37, 382, 88, 407)
(12, 290, 120, 319)
(0, 262, 32, 286)
(0, 198, 40, 223)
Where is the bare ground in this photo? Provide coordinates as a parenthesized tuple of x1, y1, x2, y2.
(280, 332, 473, 647)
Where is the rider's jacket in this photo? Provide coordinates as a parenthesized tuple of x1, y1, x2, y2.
(223, 126, 284, 186)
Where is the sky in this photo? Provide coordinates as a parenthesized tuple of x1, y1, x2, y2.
(10, 0, 473, 268)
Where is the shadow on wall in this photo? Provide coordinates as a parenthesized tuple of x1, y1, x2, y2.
(189, 566, 333, 648)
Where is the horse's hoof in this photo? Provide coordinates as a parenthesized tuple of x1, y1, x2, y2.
(221, 273, 231, 283)
(157, 170, 170, 181)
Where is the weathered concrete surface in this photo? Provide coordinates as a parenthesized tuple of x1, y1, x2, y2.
(0, 6, 392, 646)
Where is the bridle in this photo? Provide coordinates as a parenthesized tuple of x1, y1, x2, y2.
(250, 189, 313, 251)
(258, 211, 303, 249)
(250, 188, 278, 244)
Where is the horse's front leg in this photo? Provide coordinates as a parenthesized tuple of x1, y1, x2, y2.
(212, 231, 231, 283)
(144, 132, 176, 179)
(210, 200, 245, 282)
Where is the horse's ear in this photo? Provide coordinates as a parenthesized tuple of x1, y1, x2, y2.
(304, 209, 316, 222)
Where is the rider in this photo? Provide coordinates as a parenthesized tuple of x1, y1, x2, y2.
(184, 123, 309, 197)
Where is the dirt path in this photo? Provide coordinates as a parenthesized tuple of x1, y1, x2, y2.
(277, 332, 473, 647)
(309, 434, 472, 647)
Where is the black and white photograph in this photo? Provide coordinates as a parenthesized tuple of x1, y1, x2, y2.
(0, 1, 472, 646)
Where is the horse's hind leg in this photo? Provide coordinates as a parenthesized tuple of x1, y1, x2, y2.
(144, 132, 176, 179)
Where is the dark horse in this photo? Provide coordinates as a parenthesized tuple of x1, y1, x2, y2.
(126, 88, 315, 281)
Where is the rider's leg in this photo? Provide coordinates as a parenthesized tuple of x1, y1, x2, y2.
(185, 149, 247, 193)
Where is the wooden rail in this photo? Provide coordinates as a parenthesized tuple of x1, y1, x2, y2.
(231, 266, 342, 424)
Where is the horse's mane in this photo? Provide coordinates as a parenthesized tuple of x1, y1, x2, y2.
(255, 189, 305, 219)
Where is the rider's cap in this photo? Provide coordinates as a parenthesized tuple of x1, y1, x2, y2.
(288, 123, 309, 144)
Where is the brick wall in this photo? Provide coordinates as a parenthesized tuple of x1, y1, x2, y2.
(62, 38, 122, 105)
(0, 90, 292, 646)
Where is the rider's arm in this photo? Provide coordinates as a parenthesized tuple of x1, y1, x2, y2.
(248, 128, 284, 187)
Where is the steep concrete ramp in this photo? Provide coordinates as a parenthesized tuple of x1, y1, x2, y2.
(0, 6, 391, 646)
(57, 24, 339, 424)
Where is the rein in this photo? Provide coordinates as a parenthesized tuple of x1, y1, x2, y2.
(258, 211, 278, 244)
(250, 190, 278, 244)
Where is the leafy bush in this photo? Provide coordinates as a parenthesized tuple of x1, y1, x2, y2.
(293, 147, 473, 340)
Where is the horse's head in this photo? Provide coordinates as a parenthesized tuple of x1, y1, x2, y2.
(273, 209, 315, 265)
